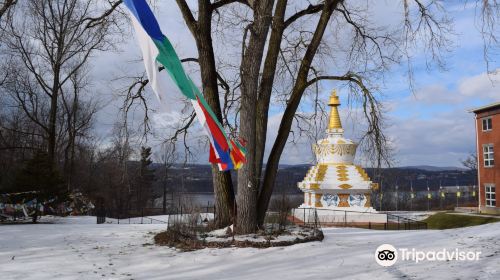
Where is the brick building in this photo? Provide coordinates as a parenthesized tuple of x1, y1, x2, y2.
(470, 102, 500, 214)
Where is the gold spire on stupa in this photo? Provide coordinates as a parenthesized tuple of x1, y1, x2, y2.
(328, 89, 342, 130)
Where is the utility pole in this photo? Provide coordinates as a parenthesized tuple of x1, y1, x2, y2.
(473, 185, 477, 206)
(427, 180, 430, 212)
(379, 178, 383, 211)
(439, 180, 443, 210)
(395, 182, 399, 212)
(410, 179, 413, 211)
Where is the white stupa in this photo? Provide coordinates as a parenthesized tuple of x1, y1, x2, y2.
(298, 90, 378, 212)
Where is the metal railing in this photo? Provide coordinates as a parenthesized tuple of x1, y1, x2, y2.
(290, 208, 427, 230)
(96, 203, 216, 225)
(114, 216, 169, 225)
(386, 213, 427, 230)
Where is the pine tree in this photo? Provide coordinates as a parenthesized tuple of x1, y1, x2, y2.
(14, 151, 66, 222)
(136, 147, 154, 213)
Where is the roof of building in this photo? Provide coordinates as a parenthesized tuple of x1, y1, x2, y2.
(468, 102, 500, 113)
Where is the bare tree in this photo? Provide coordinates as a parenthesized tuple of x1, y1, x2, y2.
(0, 0, 118, 166)
(60, 69, 98, 191)
(462, 152, 478, 173)
(113, 0, 497, 233)
(158, 142, 178, 214)
(0, 107, 45, 191)
(90, 123, 135, 217)
(176, 0, 385, 233)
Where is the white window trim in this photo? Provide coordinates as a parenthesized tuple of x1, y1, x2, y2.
(483, 144, 495, 167)
(485, 184, 496, 208)
(482, 117, 492, 132)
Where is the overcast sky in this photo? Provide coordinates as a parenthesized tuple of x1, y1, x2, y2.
(87, 1, 499, 168)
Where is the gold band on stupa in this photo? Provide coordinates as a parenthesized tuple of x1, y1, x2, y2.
(328, 90, 342, 130)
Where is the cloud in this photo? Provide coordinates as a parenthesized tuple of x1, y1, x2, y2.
(83, 2, 499, 169)
(458, 71, 500, 100)
(275, 69, 499, 167)
(385, 70, 499, 167)
(390, 70, 499, 119)
(387, 109, 476, 167)
(408, 85, 463, 105)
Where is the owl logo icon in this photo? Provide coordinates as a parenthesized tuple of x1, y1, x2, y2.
(375, 244, 398, 266)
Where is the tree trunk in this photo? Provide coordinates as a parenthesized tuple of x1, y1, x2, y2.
(257, 0, 339, 225)
(211, 165, 235, 227)
(236, 0, 275, 233)
(254, 0, 287, 226)
(47, 80, 59, 166)
(163, 171, 167, 214)
(195, 1, 235, 228)
(32, 202, 39, 223)
(63, 92, 77, 192)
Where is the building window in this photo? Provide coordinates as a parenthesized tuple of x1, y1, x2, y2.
(482, 117, 492, 131)
(483, 144, 495, 167)
(485, 185, 496, 207)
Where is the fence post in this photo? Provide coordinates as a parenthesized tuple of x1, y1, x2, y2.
(344, 211, 347, 227)
(314, 209, 319, 229)
(303, 208, 306, 226)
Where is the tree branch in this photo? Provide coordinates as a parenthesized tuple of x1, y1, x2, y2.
(211, 0, 251, 11)
(257, 0, 340, 225)
(0, 0, 17, 21)
(284, 4, 324, 28)
(0, 146, 40, 151)
(84, 0, 123, 29)
(175, 0, 198, 34)
(305, 72, 365, 88)
(306, 72, 390, 167)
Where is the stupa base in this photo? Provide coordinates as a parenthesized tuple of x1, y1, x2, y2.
(294, 205, 387, 224)
(298, 204, 378, 212)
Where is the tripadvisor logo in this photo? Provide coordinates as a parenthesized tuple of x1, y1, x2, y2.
(375, 244, 398, 267)
(374, 244, 481, 267)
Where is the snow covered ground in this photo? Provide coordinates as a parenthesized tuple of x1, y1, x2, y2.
(384, 211, 436, 221)
(37, 214, 213, 225)
(1, 216, 499, 280)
